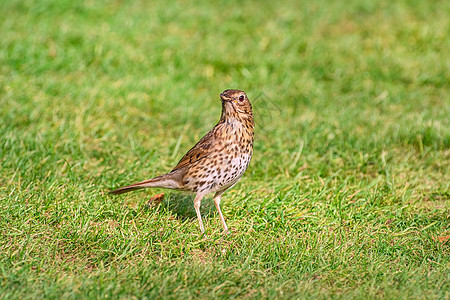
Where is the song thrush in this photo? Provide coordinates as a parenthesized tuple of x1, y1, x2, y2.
(110, 89, 254, 233)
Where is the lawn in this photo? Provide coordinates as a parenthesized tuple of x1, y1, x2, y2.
(0, 0, 449, 298)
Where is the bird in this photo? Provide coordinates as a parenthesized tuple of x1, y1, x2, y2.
(110, 89, 254, 233)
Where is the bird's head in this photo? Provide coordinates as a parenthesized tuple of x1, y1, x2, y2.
(219, 89, 253, 121)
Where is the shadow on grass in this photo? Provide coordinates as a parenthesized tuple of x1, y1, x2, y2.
(160, 193, 215, 220)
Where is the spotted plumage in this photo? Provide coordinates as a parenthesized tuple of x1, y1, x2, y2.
(110, 89, 254, 233)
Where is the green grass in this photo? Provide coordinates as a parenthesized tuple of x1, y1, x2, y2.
(1, 0, 449, 298)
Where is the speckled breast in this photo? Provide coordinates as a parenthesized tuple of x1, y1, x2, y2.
(181, 118, 254, 195)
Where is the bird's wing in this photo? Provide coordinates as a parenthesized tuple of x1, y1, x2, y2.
(171, 125, 221, 172)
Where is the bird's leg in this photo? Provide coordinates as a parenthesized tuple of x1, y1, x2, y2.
(213, 191, 228, 233)
(193, 194, 205, 233)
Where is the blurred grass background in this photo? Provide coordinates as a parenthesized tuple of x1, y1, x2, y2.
(0, 0, 449, 298)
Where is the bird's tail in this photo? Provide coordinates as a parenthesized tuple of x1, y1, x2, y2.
(109, 174, 179, 195)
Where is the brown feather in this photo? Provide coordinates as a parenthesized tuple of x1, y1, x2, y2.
(171, 124, 222, 172)
(110, 174, 181, 194)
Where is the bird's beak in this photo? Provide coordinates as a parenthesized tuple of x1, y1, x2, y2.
(220, 92, 232, 102)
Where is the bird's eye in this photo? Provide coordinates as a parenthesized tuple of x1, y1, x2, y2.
(239, 95, 245, 101)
